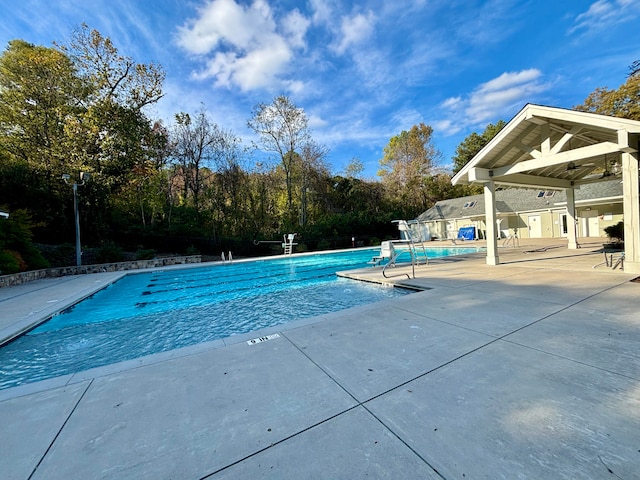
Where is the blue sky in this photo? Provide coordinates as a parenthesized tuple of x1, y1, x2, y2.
(1, 0, 639, 178)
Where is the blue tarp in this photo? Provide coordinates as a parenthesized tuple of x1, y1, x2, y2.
(457, 226, 476, 240)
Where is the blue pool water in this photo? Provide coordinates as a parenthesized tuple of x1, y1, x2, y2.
(0, 246, 483, 389)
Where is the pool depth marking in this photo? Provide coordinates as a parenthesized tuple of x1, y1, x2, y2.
(247, 333, 280, 345)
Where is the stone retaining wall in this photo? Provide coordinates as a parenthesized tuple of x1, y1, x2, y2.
(0, 255, 202, 288)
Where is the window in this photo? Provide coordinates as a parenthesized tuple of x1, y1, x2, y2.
(537, 191, 555, 198)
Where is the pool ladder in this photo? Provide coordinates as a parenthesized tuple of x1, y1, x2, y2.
(382, 220, 428, 279)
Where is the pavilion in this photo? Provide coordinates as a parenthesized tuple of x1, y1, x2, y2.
(452, 104, 640, 273)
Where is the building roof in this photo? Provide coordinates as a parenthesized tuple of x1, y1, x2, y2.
(417, 180, 623, 221)
(452, 104, 640, 190)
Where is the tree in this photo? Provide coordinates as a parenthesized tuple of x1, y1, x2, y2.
(450, 120, 505, 197)
(0, 40, 91, 240)
(452, 120, 506, 175)
(244, 164, 280, 240)
(56, 24, 164, 109)
(344, 157, 365, 178)
(574, 60, 640, 120)
(0, 40, 88, 179)
(172, 110, 217, 213)
(54, 25, 167, 239)
(170, 107, 246, 240)
(112, 120, 173, 228)
(247, 96, 311, 225)
(298, 141, 329, 227)
(207, 126, 248, 238)
(378, 123, 441, 217)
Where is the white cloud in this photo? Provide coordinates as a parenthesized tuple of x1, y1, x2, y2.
(282, 9, 310, 49)
(177, 0, 275, 54)
(568, 0, 640, 35)
(309, 0, 334, 25)
(478, 69, 541, 93)
(196, 35, 293, 91)
(332, 10, 376, 55)
(432, 119, 460, 135)
(441, 96, 462, 109)
(436, 69, 549, 135)
(308, 113, 328, 128)
(176, 0, 310, 91)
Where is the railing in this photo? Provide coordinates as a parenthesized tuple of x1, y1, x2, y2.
(381, 220, 429, 279)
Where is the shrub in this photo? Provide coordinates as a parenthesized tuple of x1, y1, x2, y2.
(604, 221, 624, 242)
(0, 208, 48, 270)
(38, 243, 75, 267)
(317, 239, 331, 250)
(135, 248, 156, 260)
(0, 249, 23, 274)
(185, 245, 200, 255)
(21, 244, 49, 270)
(95, 241, 124, 263)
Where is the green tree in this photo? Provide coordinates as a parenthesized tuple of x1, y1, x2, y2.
(451, 120, 505, 196)
(111, 120, 173, 229)
(0, 28, 167, 249)
(0, 40, 89, 175)
(57, 24, 164, 109)
(52, 25, 166, 242)
(0, 40, 91, 239)
(452, 120, 506, 175)
(244, 164, 280, 240)
(205, 126, 248, 239)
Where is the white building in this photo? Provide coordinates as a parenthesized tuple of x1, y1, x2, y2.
(418, 180, 623, 242)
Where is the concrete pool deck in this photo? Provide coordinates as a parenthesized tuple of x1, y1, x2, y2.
(1, 238, 639, 479)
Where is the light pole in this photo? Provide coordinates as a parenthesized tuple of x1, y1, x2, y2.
(62, 172, 90, 266)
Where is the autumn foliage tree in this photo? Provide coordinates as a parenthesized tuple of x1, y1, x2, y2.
(378, 123, 441, 218)
(574, 60, 640, 120)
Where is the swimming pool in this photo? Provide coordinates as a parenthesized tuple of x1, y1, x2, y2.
(0, 246, 483, 390)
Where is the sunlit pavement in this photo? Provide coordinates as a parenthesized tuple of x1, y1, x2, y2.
(1, 238, 639, 479)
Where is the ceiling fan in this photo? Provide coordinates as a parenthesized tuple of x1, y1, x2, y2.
(566, 161, 595, 171)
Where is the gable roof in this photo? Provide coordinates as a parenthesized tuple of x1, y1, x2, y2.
(417, 180, 623, 221)
(452, 104, 640, 190)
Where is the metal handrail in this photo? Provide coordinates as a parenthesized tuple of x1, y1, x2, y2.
(382, 248, 413, 279)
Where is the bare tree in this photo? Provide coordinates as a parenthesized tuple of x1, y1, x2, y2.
(247, 96, 310, 224)
(171, 108, 233, 213)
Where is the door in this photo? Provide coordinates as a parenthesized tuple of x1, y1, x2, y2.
(581, 210, 600, 237)
(528, 215, 542, 238)
(559, 213, 568, 237)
